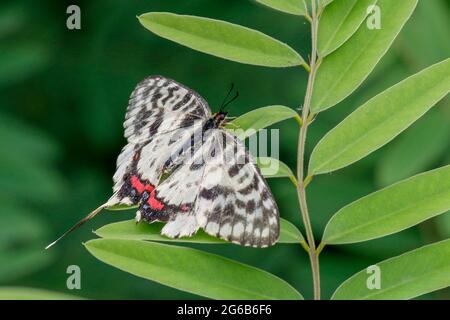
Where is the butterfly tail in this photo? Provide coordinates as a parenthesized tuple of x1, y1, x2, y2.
(45, 204, 106, 250)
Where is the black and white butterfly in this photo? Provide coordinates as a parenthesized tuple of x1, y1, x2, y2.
(47, 76, 280, 249)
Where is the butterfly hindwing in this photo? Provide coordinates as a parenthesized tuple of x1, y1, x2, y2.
(195, 131, 280, 247)
(137, 127, 218, 237)
(140, 128, 280, 247)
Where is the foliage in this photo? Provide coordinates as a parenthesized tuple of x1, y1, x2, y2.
(85, 0, 449, 300)
(332, 239, 450, 300)
(95, 218, 305, 245)
(85, 239, 303, 300)
(0, 287, 82, 300)
(2, 0, 449, 300)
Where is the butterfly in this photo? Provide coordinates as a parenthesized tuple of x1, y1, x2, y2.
(46, 76, 280, 249)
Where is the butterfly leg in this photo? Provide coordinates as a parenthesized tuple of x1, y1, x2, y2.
(224, 122, 240, 129)
(135, 210, 142, 223)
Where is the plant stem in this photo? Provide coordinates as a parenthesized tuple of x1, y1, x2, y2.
(296, 0, 321, 300)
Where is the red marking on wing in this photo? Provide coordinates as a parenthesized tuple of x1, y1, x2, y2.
(131, 175, 145, 193)
(131, 175, 154, 194)
(180, 205, 189, 212)
(131, 175, 163, 210)
(148, 190, 165, 211)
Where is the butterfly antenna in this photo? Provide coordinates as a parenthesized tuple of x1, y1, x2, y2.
(222, 90, 239, 111)
(219, 83, 235, 112)
(45, 204, 106, 250)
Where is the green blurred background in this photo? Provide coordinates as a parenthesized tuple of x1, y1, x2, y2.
(0, 0, 449, 299)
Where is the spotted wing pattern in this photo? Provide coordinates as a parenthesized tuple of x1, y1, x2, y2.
(107, 76, 280, 247)
(107, 76, 210, 207)
(140, 128, 280, 247)
(136, 127, 218, 236)
(195, 131, 280, 247)
(49, 76, 281, 249)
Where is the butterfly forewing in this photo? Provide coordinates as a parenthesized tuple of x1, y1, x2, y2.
(108, 76, 210, 207)
(124, 76, 211, 143)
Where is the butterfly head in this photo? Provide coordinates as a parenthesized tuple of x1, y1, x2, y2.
(213, 111, 228, 126)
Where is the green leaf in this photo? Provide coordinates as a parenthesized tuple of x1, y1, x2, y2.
(322, 165, 450, 245)
(309, 58, 450, 175)
(138, 12, 306, 68)
(318, 0, 378, 57)
(278, 219, 305, 244)
(85, 239, 303, 300)
(332, 239, 450, 299)
(0, 287, 82, 300)
(226, 105, 300, 139)
(311, 0, 418, 113)
(337, 229, 424, 261)
(255, 0, 307, 16)
(96, 220, 224, 243)
(95, 218, 305, 245)
(256, 157, 295, 179)
(319, 0, 334, 8)
(376, 110, 450, 186)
